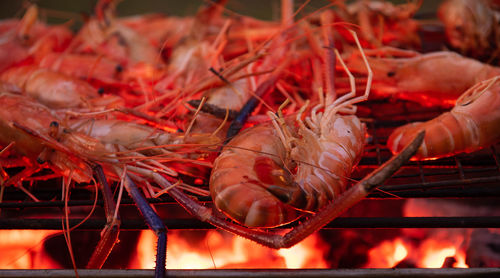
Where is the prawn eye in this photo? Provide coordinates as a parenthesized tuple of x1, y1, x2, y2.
(387, 71, 396, 77)
(21, 34, 30, 42)
(49, 121, 60, 138)
(115, 64, 123, 73)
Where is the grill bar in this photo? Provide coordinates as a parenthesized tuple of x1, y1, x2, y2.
(1, 188, 500, 210)
(381, 176, 500, 192)
(2, 216, 500, 230)
(2, 174, 500, 209)
(0, 268, 498, 278)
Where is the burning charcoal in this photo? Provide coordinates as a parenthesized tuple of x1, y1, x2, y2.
(394, 258, 417, 268)
(319, 230, 367, 267)
(441, 256, 457, 268)
(466, 229, 500, 267)
(43, 231, 140, 268)
(320, 229, 402, 268)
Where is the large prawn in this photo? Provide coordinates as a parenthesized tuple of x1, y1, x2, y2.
(334, 0, 422, 49)
(388, 76, 500, 160)
(0, 92, 215, 277)
(344, 48, 500, 107)
(209, 30, 370, 227)
(68, 0, 159, 67)
(438, 0, 500, 61)
(0, 65, 110, 109)
(0, 4, 72, 73)
(165, 30, 423, 250)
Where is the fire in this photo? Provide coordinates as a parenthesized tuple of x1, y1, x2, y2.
(365, 238, 408, 267)
(277, 235, 329, 268)
(366, 234, 469, 268)
(417, 238, 468, 268)
(401, 199, 471, 268)
(453, 249, 468, 268)
(132, 230, 329, 269)
(0, 230, 60, 269)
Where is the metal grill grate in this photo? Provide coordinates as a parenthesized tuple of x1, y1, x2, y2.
(1, 99, 500, 224)
(1, 98, 500, 275)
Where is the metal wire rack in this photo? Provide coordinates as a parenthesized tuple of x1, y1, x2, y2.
(1, 98, 500, 276)
(1, 98, 500, 223)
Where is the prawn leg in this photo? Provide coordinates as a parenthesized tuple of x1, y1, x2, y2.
(86, 164, 120, 269)
(169, 131, 424, 248)
(226, 60, 289, 140)
(320, 9, 337, 100)
(120, 172, 166, 278)
(3, 164, 41, 189)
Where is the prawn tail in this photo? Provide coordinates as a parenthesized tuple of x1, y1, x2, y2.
(388, 76, 500, 160)
(210, 179, 301, 228)
(210, 151, 302, 228)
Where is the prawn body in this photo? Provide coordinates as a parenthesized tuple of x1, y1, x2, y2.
(70, 118, 217, 157)
(0, 5, 72, 73)
(336, 0, 421, 49)
(70, 0, 158, 67)
(211, 107, 366, 228)
(38, 53, 121, 81)
(0, 93, 106, 183)
(210, 27, 372, 228)
(210, 124, 300, 227)
(388, 76, 500, 160)
(347, 50, 500, 107)
(438, 0, 500, 60)
(0, 65, 124, 110)
(0, 65, 100, 109)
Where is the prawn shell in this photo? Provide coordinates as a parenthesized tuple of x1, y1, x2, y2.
(38, 53, 119, 80)
(0, 93, 49, 157)
(348, 51, 500, 108)
(0, 93, 94, 182)
(293, 115, 366, 211)
(388, 77, 500, 160)
(210, 125, 301, 228)
(1, 66, 99, 108)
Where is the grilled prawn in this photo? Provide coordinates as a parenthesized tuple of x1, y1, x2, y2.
(210, 30, 370, 228)
(335, 0, 421, 49)
(70, 0, 158, 66)
(0, 92, 211, 275)
(438, 0, 500, 61)
(388, 76, 500, 160)
(0, 92, 108, 183)
(0, 5, 72, 72)
(345, 48, 500, 107)
(0, 65, 122, 109)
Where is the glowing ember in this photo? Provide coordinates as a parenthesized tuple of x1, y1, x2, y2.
(417, 238, 469, 268)
(0, 230, 60, 269)
(132, 230, 329, 269)
(403, 199, 472, 268)
(277, 235, 329, 268)
(453, 249, 468, 268)
(365, 238, 408, 267)
(420, 245, 456, 268)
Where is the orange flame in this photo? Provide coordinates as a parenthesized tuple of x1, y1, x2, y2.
(131, 230, 329, 269)
(365, 237, 408, 268)
(417, 237, 468, 268)
(366, 233, 470, 268)
(0, 230, 61, 269)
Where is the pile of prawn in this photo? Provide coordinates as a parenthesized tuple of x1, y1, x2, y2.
(0, 0, 499, 273)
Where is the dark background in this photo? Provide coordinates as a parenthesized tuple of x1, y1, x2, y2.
(0, 0, 442, 24)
